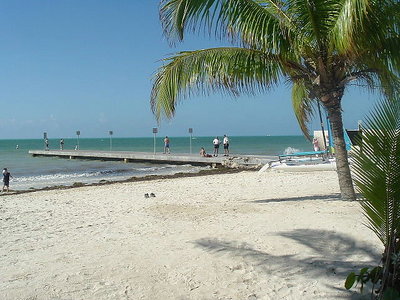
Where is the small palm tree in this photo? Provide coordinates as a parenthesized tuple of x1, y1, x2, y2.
(151, 0, 400, 200)
(346, 98, 400, 298)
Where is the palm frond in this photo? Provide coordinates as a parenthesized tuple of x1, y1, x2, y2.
(329, 0, 369, 54)
(352, 98, 400, 246)
(159, 0, 295, 54)
(330, 0, 400, 58)
(287, 0, 342, 52)
(151, 47, 285, 120)
(351, 53, 400, 100)
(291, 81, 315, 140)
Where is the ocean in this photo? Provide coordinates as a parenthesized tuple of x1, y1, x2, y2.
(0, 136, 310, 191)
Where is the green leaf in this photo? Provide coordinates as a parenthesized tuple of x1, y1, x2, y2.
(352, 98, 400, 248)
(151, 47, 285, 120)
(345, 272, 356, 290)
(359, 267, 369, 276)
(291, 81, 315, 140)
(369, 266, 382, 284)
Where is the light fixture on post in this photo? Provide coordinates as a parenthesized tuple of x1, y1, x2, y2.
(188, 128, 193, 154)
(43, 132, 48, 150)
(109, 130, 113, 151)
(152, 127, 158, 155)
(76, 131, 80, 150)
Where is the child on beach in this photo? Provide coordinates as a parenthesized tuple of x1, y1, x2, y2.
(2, 168, 13, 192)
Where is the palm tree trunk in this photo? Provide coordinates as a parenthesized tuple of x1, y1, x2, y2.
(327, 106, 356, 200)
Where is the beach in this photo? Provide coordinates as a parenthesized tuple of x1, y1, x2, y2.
(0, 170, 380, 299)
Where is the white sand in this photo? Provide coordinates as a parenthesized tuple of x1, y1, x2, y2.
(0, 170, 380, 299)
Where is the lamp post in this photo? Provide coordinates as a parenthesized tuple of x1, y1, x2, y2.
(189, 128, 193, 154)
(76, 130, 80, 150)
(153, 127, 158, 154)
(109, 130, 113, 151)
(43, 132, 48, 150)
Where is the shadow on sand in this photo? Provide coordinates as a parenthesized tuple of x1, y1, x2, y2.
(251, 193, 341, 203)
(194, 229, 380, 299)
(251, 193, 364, 204)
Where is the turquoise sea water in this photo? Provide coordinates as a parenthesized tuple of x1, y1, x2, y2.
(0, 136, 310, 190)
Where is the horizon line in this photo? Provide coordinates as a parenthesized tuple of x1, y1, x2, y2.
(0, 134, 306, 141)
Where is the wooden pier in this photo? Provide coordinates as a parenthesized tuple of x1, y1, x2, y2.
(28, 150, 274, 167)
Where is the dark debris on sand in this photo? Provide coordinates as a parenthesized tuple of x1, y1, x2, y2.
(0, 167, 249, 197)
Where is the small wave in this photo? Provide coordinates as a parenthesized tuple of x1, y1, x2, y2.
(14, 172, 103, 183)
(11, 164, 209, 191)
(13, 165, 202, 183)
(135, 166, 169, 172)
(134, 164, 194, 172)
(283, 147, 300, 155)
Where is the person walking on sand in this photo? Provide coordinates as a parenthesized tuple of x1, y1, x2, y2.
(163, 136, 170, 154)
(60, 138, 64, 150)
(213, 137, 220, 156)
(223, 135, 230, 156)
(2, 168, 13, 192)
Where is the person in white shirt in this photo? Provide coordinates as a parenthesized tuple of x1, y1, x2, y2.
(212, 137, 220, 156)
(312, 137, 320, 152)
(223, 135, 230, 156)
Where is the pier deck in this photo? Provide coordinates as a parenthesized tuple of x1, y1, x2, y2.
(28, 150, 274, 167)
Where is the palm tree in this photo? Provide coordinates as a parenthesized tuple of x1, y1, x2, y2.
(151, 0, 400, 200)
(346, 98, 400, 298)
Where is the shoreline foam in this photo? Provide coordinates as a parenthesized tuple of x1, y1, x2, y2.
(0, 167, 243, 196)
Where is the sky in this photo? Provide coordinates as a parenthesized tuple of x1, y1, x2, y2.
(0, 0, 380, 139)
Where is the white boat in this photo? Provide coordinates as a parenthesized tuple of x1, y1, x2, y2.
(259, 158, 336, 172)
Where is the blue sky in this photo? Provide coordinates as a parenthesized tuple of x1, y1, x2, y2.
(0, 0, 379, 139)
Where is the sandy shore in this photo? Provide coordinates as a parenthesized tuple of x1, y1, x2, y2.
(0, 170, 380, 299)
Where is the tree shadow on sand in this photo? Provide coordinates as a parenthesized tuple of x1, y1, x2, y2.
(250, 193, 365, 204)
(251, 193, 341, 203)
(194, 229, 380, 299)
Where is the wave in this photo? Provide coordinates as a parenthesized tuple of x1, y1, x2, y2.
(12, 164, 207, 187)
(14, 172, 105, 183)
(283, 147, 300, 155)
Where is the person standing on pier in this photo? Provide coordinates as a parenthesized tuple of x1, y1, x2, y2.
(223, 135, 230, 156)
(163, 136, 170, 154)
(60, 139, 65, 150)
(213, 137, 220, 156)
(45, 138, 49, 150)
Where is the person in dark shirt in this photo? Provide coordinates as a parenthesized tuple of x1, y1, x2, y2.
(163, 136, 170, 154)
(2, 168, 13, 192)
